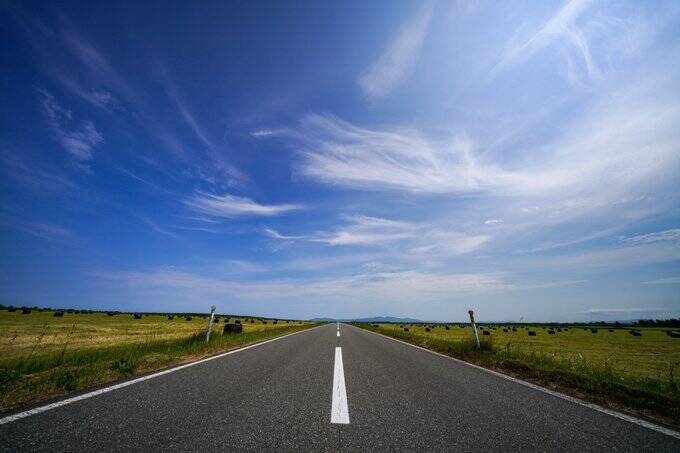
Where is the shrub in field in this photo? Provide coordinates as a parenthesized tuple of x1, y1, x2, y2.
(273, 320, 277, 324)
(528, 331, 537, 336)
(8, 306, 16, 312)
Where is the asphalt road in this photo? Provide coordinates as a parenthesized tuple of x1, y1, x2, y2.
(1, 323, 679, 452)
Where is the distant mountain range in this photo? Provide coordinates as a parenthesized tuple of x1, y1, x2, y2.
(311, 316, 424, 323)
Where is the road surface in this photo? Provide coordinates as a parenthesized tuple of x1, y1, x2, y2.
(1, 323, 678, 451)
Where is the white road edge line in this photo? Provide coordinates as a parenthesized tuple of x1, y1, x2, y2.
(355, 325, 680, 440)
(0, 325, 323, 426)
(331, 346, 350, 424)
(337, 331, 340, 337)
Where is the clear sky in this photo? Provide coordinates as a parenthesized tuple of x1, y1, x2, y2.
(1, 0, 679, 322)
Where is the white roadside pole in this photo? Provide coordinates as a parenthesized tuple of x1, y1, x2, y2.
(468, 309, 481, 349)
(206, 305, 217, 342)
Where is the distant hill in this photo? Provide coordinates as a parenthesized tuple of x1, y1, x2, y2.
(311, 316, 424, 323)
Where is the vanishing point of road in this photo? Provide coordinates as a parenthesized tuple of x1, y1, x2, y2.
(1, 323, 678, 452)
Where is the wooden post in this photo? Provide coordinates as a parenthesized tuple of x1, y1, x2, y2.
(468, 309, 480, 349)
(206, 305, 217, 342)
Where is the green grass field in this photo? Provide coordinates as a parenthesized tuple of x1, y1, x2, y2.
(0, 309, 315, 413)
(360, 323, 680, 427)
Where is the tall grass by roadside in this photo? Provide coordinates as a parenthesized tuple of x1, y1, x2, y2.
(359, 324, 680, 427)
(0, 324, 315, 413)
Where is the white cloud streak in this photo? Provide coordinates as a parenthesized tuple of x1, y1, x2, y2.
(358, 4, 433, 98)
(185, 192, 304, 219)
(39, 89, 103, 163)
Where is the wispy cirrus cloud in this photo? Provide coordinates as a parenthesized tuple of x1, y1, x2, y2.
(643, 277, 680, 285)
(621, 229, 680, 246)
(38, 89, 103, 164)
(1, 217, 72, 240)
(185, 192, 304, 219)
(358, 4, 433, 98)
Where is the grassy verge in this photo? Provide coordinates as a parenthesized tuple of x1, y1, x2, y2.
(357, 324, 680, 428)
(0, 323, 316, 414)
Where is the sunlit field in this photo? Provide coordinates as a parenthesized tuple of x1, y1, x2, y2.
(0, 309, 314, 413)
(374, 323, 680, 381)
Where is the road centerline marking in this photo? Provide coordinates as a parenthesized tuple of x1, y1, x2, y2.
(331, 346, 350, 424)
(337, 331, 340, 337)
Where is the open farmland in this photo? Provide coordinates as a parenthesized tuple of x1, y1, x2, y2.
(359, 323, 680, 426)
(0, 309, 315, 413)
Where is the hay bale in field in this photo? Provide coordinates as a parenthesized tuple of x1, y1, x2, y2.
(403, 327, 409, 332)
(548, 330, 555, 335)
(223, 323, 243, 334)
(106, 312, 115, 316)
(7, 306, 16, 312)
(235, 319, 241, 324)
(54, 311, 64, 317)
(21, 307, 31, 314)
(482, 330, 490, 336)
(528, 331, 537, 336)
(273, 320, 278, 324)
(425, 327, 431, 332)
(503, 328, 509, 332)
(666, 331, 680, 338)
(133, 313, 142, 319)
(590, 329, 598, 333)
(629, 330, 641, 336)
(167, 315, 174, 320)
(250, 319, 255, 323)
(557, 328, 562, 332)
(608, 329, 614, 332)
(213, 318, 220, 324)
(445, 325, 450, 330)
(185, 316, 192, 321)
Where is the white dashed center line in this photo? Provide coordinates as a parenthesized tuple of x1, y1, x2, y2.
(331, 346, 350, 424)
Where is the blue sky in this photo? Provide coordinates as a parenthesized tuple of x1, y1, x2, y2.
(1, 0, 679, 321)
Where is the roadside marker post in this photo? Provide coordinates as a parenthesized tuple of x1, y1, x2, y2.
(468, 309, 481, 349)
(206, 305, 217, 342)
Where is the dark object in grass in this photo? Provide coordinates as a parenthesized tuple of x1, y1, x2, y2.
(22, 308, 31, 314)
(273, 320, 277, 324)
(185, 316, 192, 321)
(107, 312, 115, 316)
(403, 327, 409, 332)
(372, 324, 379, 328)
(503, 329, 509, 332)
(213, 318, 219, 324)
(262, 321, 268, 325)
(425, 327, 431, 332)
(609, 329, 614, 332)
(629, 330, 642, 337)
(445, 325, 450, 330)
(557, 328, 562, 332)
(223, 323, 243, 334)
(666, 331, 680, 338)
(235, 320, 241, 324)
(591, 329, 598, 333)
(133, 313, 142, 319)
(482, 330, 490, 336)
(7, 306, 16, 312)
(548, 330, 556, 335)
(528, 331, 537, 336)
(250, 319, 255, 323)
(167, 315, 174, 320)
(53, 311, 64, 317)
(512, 328, 517, 332)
